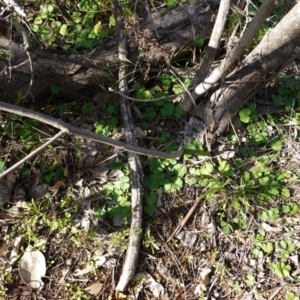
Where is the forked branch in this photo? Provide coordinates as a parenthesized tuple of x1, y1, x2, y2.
(0, 101, 184, 168)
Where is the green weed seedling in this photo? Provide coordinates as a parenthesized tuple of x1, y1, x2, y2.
(277, 239, 295, 258)
(67, 285, 90, 300)
(258, 208, 280, 221)
(144, 191, 158, 216)
(239, 104, 285, 148)
(110, 229, 130, 252)
(286, 291, 300, 300)
(245, 274, 256, 287)
(41, 165, 64, 185)
(94, 104, 119, 136)
(143, 226, 160, 254)
(4, 117, 42, 150)
(272, 76, 300, 106)
(270, 261, 291, 278)
(239, 103, 258, 124)
(99, 162, 132, 222)
(31, 0, 116, 49)
(82, 102, 95, 115)
(282, 202, 298, 215)
(144, 157, 186, 196)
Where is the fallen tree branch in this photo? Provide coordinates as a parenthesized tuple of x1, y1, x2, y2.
(192, 0, 276, 100)
(177, 0, 231, 112)
(113, 0, 143, 292)
(0, 101, 184, 161)
(204, 1, 300, 141)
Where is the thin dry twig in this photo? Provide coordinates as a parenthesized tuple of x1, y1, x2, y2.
(167, 188, 208, 242)
(0, 130, 65, 179)
(113, 0, 143, 292)
(0, 17, 34, 100)
(167, 199, 201, 242)
(0, 101, 184, 162)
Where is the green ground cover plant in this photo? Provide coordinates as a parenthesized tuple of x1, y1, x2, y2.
(30, 0, 116, 49)
(1, 0, 300, 298)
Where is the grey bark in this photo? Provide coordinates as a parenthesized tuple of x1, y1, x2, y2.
(0, 0, 219, 104)
(197, 0, 300, 143)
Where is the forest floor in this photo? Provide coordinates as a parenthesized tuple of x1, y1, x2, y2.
(1, 1, 300, 300)
(1, 66, 300, 300)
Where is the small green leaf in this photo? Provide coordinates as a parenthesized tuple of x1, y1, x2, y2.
(144, 107, 157, 118)
(50, 85, 61, 95)
(161, 74, 172, 87)
(220, 221, 233, 234)
(201, 162, 214, 175)
(175, 106, 184, 115)
(82, 103, 95, 115)
(194, 36, 204, 47)
(137, 89, 152, 99)
(146, 191, 157, 205)
(172, 84, 184, 94)
(0, 160, 6, 174)
(270, 262, 291, 278)
(160, 103, 174, 116)
(107, 104, 117, 114)
(286, 291, 300, 300)
(158, 132, 171, 144)
(166, 0, 176, 8)
(245, 274, 255, 287)
(262, 242, 273, 253)
(119, 176, 130, 190)
(279, 240, 288, 250)
(242, 171, 251, 181)
(46, 3, 55, 14)
(289, 203, 299, 215)
(144, 205, 156, 215)
(173, 165, 187, 177)
(239, 108, 251, 123)
(258, 211, 268, 221)
(270, 138, 282, 151)
(109, 15, 115, 28)
(59, 24, 68, 36)
(281, 188, 290, 199)
(218, 160, 233, 177)
(93, 21, 102, 34)
(185, 174, 197, 186)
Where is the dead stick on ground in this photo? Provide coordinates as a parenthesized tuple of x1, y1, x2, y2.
(114, 0, 142, 292)
(0, 130, 65, 179)
(167, 188, 208, 242)
(193, 0, 276, 99)
(176, 0, 231, 111)
(167, 199, 201, 242)
(0, 101, 183, 174)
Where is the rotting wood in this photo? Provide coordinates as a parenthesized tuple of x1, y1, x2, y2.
(0, 0, 219, 102)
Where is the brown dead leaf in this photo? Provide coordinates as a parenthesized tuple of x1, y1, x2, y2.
(84, 282, 103, 295)
(48, 181, 65, 192)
